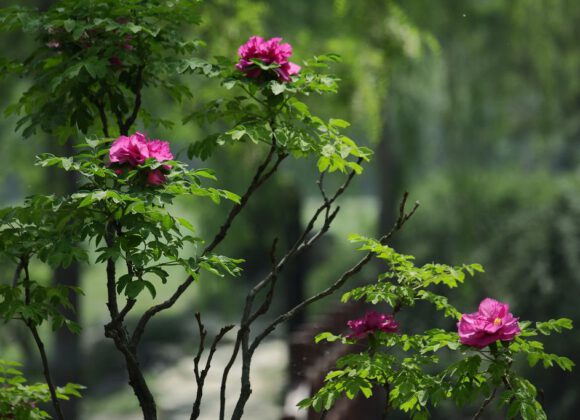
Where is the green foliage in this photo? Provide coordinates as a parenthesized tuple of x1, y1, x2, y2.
(301, 238, 574, 419)
(341, 234, 482, 316)
(0, 0, 202, 138)
(0, 360, 83, 420)
(33, 139, 243, 299)
(183, 53, 372, 171)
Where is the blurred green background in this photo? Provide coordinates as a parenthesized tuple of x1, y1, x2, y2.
(1, 0, 579, 419)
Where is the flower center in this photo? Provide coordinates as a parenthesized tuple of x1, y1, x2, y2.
(493, 317, 502, 326)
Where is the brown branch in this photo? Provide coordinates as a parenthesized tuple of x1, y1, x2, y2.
(247, 239, 279, 324)
(473, 387, 497, 420)
(247, 159, 361, 304)
(219, 168, 356, 419)
(122, 65, 144, 134)
(203, 144, 285, 255)
(226, 167, 371, 420)
(19, 259, 65, 420)
(89, 94, 110, 138)
(227, 194, 417, 419)
(218, 330, 242, 420)
(251, 192, 419, 353)
(102, 223, 157, 419)
(28, 324, 66, 420)
(131, 143, 286, 347)
(190, 313, 234, 420)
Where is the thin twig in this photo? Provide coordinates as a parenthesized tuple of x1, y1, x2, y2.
(248, 239, 279, 324)
(190, 313, 234, 420)
(19, 259, 65, 420)
(122, 65, 144, 134)
(252, 192, 418, 352)
(221, 165, 364, 419)
(219, 330, 242, 420)
(203, 145, 285, 255)
(28, 324, 66, 420)
(473, 387, 498, 420)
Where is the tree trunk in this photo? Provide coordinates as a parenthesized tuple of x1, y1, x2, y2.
(50, 141, 82, 420)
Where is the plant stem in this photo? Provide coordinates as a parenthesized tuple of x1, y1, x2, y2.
(472, 387, 497, 420)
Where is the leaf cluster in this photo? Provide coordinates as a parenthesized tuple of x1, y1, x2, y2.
(0, 0, 202, 138)
(183, 54, 372, 172)
(0, 360, 83, 420)
(300, 236, 574, 419)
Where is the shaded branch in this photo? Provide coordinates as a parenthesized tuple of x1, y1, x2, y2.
(89, 94, 110, 138)
(473, 387, 497, 420)
(19, 259, 65, 420)
(28, 324, 65, 420)
(107, 90, 126, 136)
(122, 65, 144, 135)
(226, 165, 368, 420)
(102, 223, 157, 419)
(203, 144, 286, 255)
(190, 313, 234, 420)
(252, 192, 419, 353)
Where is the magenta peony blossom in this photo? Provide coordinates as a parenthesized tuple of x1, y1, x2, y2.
(236, 36, 301, 82)
(109, 132, 173, 185)
(147, 139, 173, 162)
(346, 311, 399, 340)
(109, 132, 150, 167)
(458, 298, 521, 348)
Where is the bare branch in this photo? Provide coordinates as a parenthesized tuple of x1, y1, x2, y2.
(203, 146, 286, 255)
(228, 166, 367, 420)
(191, 313, 234, 420)
(473, 387, 497, 420)
(248, 238, 279, 324)
(20, 259, 65, 420)
(219, 331, 242, 420)
(251, 192, 419, 353)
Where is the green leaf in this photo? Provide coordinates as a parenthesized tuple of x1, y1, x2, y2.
(125, 281, 145, 299)
(270, 81, 286, 95)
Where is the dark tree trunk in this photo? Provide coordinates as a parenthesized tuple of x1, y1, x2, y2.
(50, 141, 82, 420)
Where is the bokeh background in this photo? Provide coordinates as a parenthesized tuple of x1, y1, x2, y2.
(1, 0, 579, 419)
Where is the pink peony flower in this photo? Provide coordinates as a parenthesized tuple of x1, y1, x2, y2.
(109, 132, 173, 185)
(236, 36, 301, 82)
(109, 132, 150, 167)
(147, 139, 173, 162)
(346, 311, 399, 340)
(458, 298, 521, 348)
